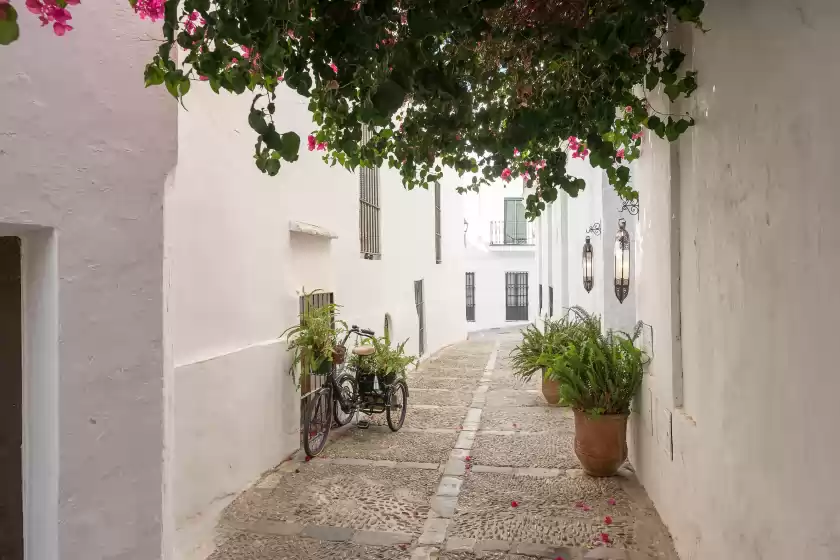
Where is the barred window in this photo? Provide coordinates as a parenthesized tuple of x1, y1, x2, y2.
(434, 182, 442, 264)
(360, 126, 381, 258)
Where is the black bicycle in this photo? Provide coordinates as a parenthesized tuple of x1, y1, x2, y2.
(302, 325, 409, 457)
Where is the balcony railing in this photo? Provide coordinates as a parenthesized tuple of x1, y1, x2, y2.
(489, 221, 536, 246)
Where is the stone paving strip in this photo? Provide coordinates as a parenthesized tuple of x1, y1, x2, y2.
(415, 340, 499, 551)
(213, 331, 676, 560)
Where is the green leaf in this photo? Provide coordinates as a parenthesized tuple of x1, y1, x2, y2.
(372, 80, 406, 116)
(644, 71, 659, 91)
(128, 0, 137, 8)
(280, 131, 300, 161)
(265, 158, 280, 175)
(0, 6, 20, 46)
(663, 83, 681, 102)
(248, 110, 269, 135)
(144, 63, 165, 87)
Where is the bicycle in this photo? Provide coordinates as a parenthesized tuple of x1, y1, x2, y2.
(302, 324, 409, 458)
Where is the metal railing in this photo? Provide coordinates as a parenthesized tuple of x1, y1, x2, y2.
(489, 221, 536, 246)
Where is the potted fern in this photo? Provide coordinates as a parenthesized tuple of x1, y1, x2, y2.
(281, 291, 347, 384)
(509, 311, 600, 403)
(351, 333, 416, 394)
(541, 311, 646, 476)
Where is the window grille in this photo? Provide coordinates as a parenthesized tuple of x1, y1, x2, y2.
(505, 272, 529, 321)
(359, 126, 381, 258)
(465, 273, 476, 322)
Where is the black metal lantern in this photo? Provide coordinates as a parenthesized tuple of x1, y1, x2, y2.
(582, 236, 594, 293)
(614, 218, 631, 303)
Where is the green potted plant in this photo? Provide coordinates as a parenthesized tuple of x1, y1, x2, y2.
(541, 311, 646, 476)
(351, 333, 416, 393)
(509, 308, 600, 403)
(281, 291, 347, 385)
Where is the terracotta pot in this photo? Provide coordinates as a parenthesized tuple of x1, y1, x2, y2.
(573, 410, 628, 477)
(541, 375, 561, 405)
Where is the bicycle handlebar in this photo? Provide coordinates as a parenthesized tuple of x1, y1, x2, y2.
(346, 325, 375, 343)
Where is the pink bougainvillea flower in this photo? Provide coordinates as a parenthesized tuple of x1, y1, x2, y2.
(511, 501, 518, 508)
(241, 45, 252, 59)
(568, 136, 579, 150)
(625, 105, 632, 113)
(616, 148, 625, 159)
(25, 0, 42, 15)
(329, 61, 338, 74)
(608, 498, 616, 506)
(352, 1, 360, 10)
(198, 75, 209, 81)
(287, 28, 297, 39)
(307, 135, 317, 151)
(523, 171, 531, 181)
(189, 10, 198, 20)
(583, 505, 591, 512)
(631, 132, 643, 141)
(605, 516, 613, 525)
(501, 168, 512, 182)
(53, 21, 72, 35)
(464, 455, 472, 462)
(600, 533, 610, 543)
(65, 0, 80, 5)
(513, 148, 520, 156)
(455, 134, 461, 141)
(316, 142, 328, 151)
(400, 12, 407, 25)
(135, 0, 164, 21)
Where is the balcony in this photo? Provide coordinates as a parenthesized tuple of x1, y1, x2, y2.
(489, 221, 536, 247)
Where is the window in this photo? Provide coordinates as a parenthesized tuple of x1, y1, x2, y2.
(549, 285, 554, 317)
(384, 313, 393, 342)
(359, 126, 381, 258)
(465, 272, 475, 322)
(505, 272, 529, 321)
(503, 198, 528, 244)
(414, 280, 426, 356)
(434, 182, 442, 263)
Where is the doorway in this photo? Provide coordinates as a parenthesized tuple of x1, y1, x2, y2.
(0, 236, 22, 560)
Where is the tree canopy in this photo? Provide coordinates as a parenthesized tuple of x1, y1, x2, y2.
(2, 0, 705, 218)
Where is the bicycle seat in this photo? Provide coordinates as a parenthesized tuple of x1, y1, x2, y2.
(352, 345, 375, 356)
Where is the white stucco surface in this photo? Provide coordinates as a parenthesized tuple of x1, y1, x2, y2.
(0, 3, 177, 558)
(630, 2, 840, 559)
(463, 182, 538, 331)
(168, 82, 467, 557)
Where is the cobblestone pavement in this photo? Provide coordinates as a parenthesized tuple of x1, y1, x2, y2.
(209, 329, 678, 560)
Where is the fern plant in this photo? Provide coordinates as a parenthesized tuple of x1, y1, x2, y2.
(352, 335, 416, 383)
(281, 289, 347, 382)
(509, 306, 602, 381)
(541, 312, 647, 416)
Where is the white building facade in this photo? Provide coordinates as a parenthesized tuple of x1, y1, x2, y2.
(463, 180, 538, 332)
(0, 3, 467, 558)
(535, 159, 637, 333)
(535, 2, 840, 559)
(169, 80, 468, 559)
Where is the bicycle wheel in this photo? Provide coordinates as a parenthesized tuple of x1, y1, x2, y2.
(386, 380, 408, 432)
(303, 387, 333, 457)
(333, 374, 358, 427)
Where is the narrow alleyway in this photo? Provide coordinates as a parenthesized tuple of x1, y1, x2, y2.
(209, 330, 677, 560)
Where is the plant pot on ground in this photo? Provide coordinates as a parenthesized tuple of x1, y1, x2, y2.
(541, 309, 646, 476)
(509, 309, 603, 404)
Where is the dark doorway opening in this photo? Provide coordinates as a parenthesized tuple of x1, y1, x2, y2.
(0, 236, 22, 560)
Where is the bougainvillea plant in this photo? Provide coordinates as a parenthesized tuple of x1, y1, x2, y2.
(2, 0, 705, 219)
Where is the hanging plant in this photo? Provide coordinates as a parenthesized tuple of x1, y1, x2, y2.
(2, 0, 706, 218)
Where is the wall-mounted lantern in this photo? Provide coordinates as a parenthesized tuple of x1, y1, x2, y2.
(582, 236, 594, 293)
(614, 218, 631, 304)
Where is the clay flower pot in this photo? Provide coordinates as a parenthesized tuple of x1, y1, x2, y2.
(573, 410, 628, 477)
(541, 375, 561, 405)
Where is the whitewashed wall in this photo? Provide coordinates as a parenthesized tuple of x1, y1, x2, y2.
(630, 2, 840, 559)
(168, 83, 466, 558)
(0, 3, 177, 559)
(538, 159, 636, 329)
(464, 181, 538, 331)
